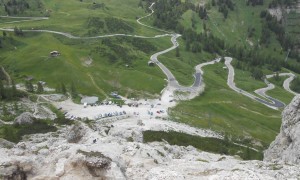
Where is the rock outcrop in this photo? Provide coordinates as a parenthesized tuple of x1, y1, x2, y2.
(264, 95, 300, 164)
(0, 138, 15, 148)
(67, 123, 87, 143)
(80, 151, 112, 177)
(0, 160, 32, 180)
(1, 112, 300, 179)
(14, 112, 34, 125)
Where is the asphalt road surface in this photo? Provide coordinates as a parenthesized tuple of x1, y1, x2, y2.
(1, 4, 297, 109)
(225, 57, 286, 109)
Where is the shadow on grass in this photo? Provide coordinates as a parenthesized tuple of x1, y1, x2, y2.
(143, 130, 263, 160)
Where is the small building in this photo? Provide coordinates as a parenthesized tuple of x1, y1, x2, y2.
(148, 61, 155, 66)
(50, 51, 60, 57)
(81, 96, 99, 105)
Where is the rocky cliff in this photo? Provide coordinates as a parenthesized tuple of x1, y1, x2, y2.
(1, 101, 300, 179)
(264, 95, 300, 164)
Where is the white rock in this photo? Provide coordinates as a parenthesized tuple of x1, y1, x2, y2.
(38, 148, 49, 156)
(55, 158, 67, 177)
(264, 95, 300, 164)
(1, 96, 300, 179)
(14, 112, 34, 125)
(13, 149, 24, 156)
(16, 142, 26, 149)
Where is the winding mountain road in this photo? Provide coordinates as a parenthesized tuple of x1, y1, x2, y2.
(0, 4, 215, 95)
(137, 3, 171, 34)
(265, 73, 299, 96)
(224, 57, 299, 109)
(150, 33, 221, 93)
(0, 27, 172, 39)
(253, 78, 285, 108)
(254, 73, 299, 103)
(0, 3, 298, 109)
(0, 7, 170, 39)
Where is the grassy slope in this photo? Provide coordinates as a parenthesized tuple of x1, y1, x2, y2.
(163, 2, 291, 149)
(234, 67, 294, 104)
(0, 0, 294, 150)
(0, 0, 173, 98)
(0, 0, 293, 98)
(157, 0, 295, 99)
(234, 68, 266, 92)
(286, 11, 300, 41)
(170, 63, 281, 149)
(144, 130, 263, 160)
(163, 2, 296, 150)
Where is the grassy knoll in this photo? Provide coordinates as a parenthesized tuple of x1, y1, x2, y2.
(143, 130, 263, 160)
(170, 63, 281, 149)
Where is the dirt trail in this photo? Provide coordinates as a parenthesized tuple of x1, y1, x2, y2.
(87, 73, 108, 98)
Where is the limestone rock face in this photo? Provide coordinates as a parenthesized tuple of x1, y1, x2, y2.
(67, 123, 87, 143)
(264, 95, 300, 164)
(14, 112, 34, 125)
(64, 151, 119, 179)
(85, 154, 111, 177)
(2, 111, 300, 179)
(0, 160, 32, 180)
